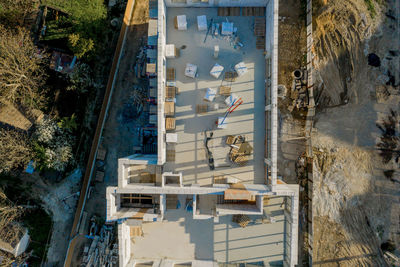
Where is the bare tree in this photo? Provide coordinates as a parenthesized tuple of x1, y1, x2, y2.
(0, 129, 33, 173)
(0, 189, 26, 266)
(0, 25, 47, 108)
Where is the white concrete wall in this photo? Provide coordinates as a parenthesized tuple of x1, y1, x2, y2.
(165, 0, 269, 7)
(160, 194, 166, 220)
(118, 155, 157, 188)
(118, 222, 131, 267)
(275, 184, 299, 267)
(158, 0, 167, 165)
(106, 187, 118, 221)
(264, 0, 278, 188)
(216, 204, 262, 215)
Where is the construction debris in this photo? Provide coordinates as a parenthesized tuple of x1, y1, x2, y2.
(288, 68, 309, 111)
(81, 223, 118, 267)
(232, 214, 251, 228)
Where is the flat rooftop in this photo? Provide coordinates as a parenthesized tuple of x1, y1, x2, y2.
(163, 8, 266, 186)
(131, 195, 285, 265)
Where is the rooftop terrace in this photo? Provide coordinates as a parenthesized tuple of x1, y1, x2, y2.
(130, 195, 285, 265)
(163, 8, 266, 186)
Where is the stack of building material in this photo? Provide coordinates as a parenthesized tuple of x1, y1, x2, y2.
(184, 63, 197, 78)
(174, 15, 187, 30)
(165, 44, 177, 58)
(204, 88, 217, 102)
(210, 63, 224, 78)
(197, 15, 207, 31)
(166, 133, 178, 143)
(234, 62, 248, 77)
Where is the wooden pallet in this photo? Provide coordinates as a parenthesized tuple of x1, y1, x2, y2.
(219, 86, 231, 96)
(166, 86, 176, 99)
(166, 149, 175, 162)
(196, 104, 208, 114)
(165, 117, 176, 130)
(149, 88, 157, 98)
(232, 214, 250, 228)
(256, 36, 265, 50)
(213, 175, 226, 184)
(167, 68, 175, 81)
(254, 18, 266, 36)
(218, 7, 240, 16)
(224, 71, 238, 82)
(242, 7, 265, 16)
(164, 101, 175, 116)
(149, 105, 157, 114)
(96, 148, 107, 161)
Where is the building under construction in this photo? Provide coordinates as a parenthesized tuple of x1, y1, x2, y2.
(106, 0, 299, 266)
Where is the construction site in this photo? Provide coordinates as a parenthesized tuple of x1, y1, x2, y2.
(104, 0, 300, 266)
(60, 0, 400, 266)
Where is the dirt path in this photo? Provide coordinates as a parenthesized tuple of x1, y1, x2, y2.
(312, 0, 400, 265)
(67, 0, 150, 266)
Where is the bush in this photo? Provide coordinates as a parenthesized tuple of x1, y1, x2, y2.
(33, 117, 75, 172)
(67, 63, 93, 93)
(68, 33, 94, 58)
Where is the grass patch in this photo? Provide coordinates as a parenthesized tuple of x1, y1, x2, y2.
(364, 0, 376, 18)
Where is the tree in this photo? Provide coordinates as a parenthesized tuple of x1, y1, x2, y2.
(0, 26, 47, 108)
(67, 63, 94, 93)
(0, 189, 26, 266)
(0, 129, 33, 173)
(33, 117, 75, 172)
(68, 33, 94, 58)
(58, 114, 78, 131)
(0, 0, 37, 27)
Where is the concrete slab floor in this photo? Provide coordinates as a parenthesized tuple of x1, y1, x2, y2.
(130, 196, 285, 265)
(163, 8, 266, 186)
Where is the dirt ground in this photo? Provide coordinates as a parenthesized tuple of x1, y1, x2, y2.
(276, 1, 310, 265)
(312, 0, 400, 265)
(277, 0, 307, 183)
(68, 0, 150, 266)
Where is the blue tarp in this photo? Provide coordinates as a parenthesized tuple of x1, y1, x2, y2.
(25, 160, 35, 174)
